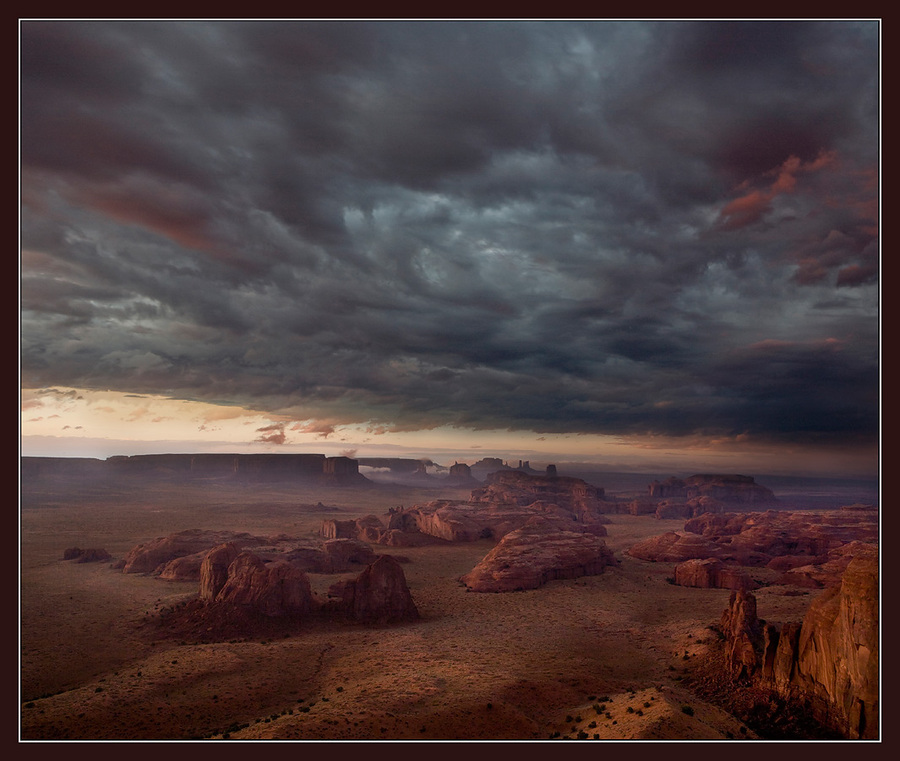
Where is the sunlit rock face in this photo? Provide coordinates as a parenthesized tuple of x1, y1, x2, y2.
(719, 554, 879, 739)
(459, 516, 617, 593)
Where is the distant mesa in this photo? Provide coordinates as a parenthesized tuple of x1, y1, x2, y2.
(445, 461, 480, 487)
(648, 474, 777, 506)
(468, 458, 543, 480)
(22, 453, 370, 485)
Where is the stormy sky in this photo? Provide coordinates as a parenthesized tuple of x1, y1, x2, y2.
(19, 20, 880, 475)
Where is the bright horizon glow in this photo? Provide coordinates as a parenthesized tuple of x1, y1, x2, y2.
(20, 386, 878, 479)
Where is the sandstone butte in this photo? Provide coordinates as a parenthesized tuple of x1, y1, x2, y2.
(193, 542, 418, 627)
(459, 516, 618, 593)
(718, 553, 878, 739)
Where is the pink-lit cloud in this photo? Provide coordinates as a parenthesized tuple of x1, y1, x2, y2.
(255, 422, 286, 445)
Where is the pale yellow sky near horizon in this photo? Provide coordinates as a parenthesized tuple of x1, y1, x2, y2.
(20, 386, 878, 479)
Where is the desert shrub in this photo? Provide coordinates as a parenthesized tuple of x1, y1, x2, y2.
(644, 702, 651, 708)
(577, 731, 588, 740)
(681, 705, 694, 716)
(626, 706, 634, 714)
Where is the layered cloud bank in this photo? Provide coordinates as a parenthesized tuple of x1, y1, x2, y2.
(20, 21, 879, 472)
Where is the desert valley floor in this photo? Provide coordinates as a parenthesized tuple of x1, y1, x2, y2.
(19, 471, 877, 742)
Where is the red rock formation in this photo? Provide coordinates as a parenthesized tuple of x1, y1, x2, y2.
(214, 552, 316, 617)
(649, 474, 776, 505)
(470, 470, 606, 519)
(158, 552, 207, 581)
(679, 510, 878, 582)
(718, 554, 879, 739)
(674, 558, 756, 591)
(199, 543, 240, 600)
(328, 555, 419, 624)
(120, 529, 265, 574)
(459, 517, 617, 593)
(62, 547, 111, 563)
(720, 589, 764, 679)
(626, 531, 723, 563)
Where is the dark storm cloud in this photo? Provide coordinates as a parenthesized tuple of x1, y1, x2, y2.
(20, 20, 880, 449)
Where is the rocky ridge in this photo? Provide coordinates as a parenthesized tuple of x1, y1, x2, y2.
(715, 552, 878, 739)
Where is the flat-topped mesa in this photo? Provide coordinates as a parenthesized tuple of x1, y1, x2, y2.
(23, 453, 371, 485)
(649, 474, 777, 505)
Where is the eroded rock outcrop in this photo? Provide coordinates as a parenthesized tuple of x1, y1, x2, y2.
(674, 558, 756, 591)
(318, 472, 612, 550)
(124, 530, 379, 581)
(62, 547, 111, 563)
(327, 554, 419, 624)
(718, 554, 878, 739)
(215, 552, 316, 616)
(470, 470, 607, 519)
(119, 529, 267, 574)
(459, 517, 618, 592)
(681, 510, 878, 585)
(627, 531, 723, 563)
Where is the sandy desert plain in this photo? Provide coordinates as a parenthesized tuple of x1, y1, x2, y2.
(19, 465, 879, 742)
